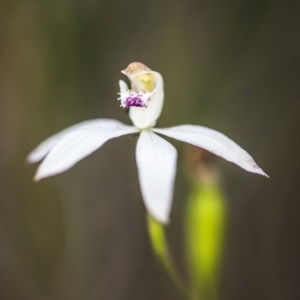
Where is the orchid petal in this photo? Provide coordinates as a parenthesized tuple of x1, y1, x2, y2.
(154, 125, 267, 177)
(119, 80, 128, 92)
(27, 119, 125, 163)
(136, 130, 177, 223)
(35, 126, 138, 181)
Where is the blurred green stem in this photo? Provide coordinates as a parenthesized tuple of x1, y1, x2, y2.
(147, 215, 187, 299)
(186, 181, 226, 300)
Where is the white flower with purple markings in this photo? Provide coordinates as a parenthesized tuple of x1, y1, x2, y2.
(27, 62, 267, 223)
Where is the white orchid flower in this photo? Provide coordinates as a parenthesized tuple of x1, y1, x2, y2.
(27, 62, 267, 223)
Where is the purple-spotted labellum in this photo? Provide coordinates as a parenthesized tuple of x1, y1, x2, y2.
(118, 89, 153, 108)
(125, 96, 145, 107)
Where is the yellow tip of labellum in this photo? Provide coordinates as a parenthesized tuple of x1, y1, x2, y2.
(122, 62, 151, 75)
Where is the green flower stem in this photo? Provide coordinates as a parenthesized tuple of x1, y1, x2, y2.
(147, 215, 187, 298)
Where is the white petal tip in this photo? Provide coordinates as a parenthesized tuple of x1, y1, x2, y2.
(33, 175, 41, 182)
(149, 212, 170, 225)
(248, 161, 269, 177)
(25, 157, 33, 165)
(257, 168, 269, 178)
(34, 169, 55, 182)
(34, 169, 47, 181)
(34, 173, 54, 182)
(159, 217, 170, 225)
(247, 164, 269, 178)
(26, 154, 39, 164)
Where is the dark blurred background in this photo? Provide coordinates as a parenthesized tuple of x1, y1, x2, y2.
(0, 0, 299, 299)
